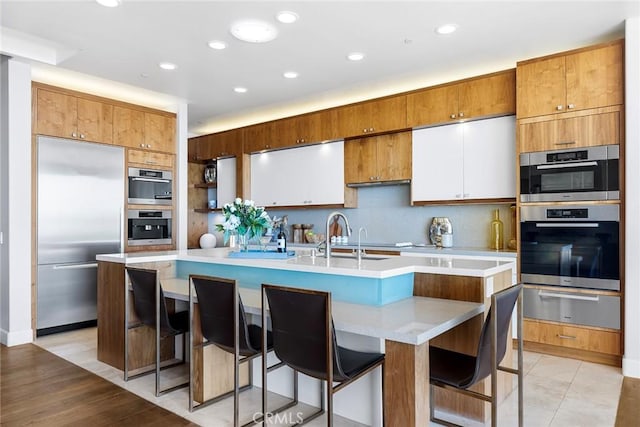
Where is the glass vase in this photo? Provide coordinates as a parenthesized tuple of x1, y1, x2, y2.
(237, 232, 250, 252)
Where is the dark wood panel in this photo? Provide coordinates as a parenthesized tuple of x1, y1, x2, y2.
(97, 261, 125, 369)
(413, 273, 483, 301)
(0, 344, 196, 426)
(384, 340, 429, 427)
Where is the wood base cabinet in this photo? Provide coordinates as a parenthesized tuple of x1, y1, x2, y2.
(523, 319, 621, 366)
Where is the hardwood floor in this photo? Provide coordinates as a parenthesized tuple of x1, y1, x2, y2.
(615, 377, 640, 427)
(0, 344, 197, 426)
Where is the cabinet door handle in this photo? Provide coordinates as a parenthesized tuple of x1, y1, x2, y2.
(72, 132, 77, 138)
(363, 128, 368, 133)
(140, 143, 145, 148)
(146, 144, 151, 148)
(369, 176, 375, 181)
(556, 105, 564, 111)
(450, 114, 457, 119)
(369, 127, 374, 132)
(557, 334, 577, 340)
(538, 291, 600, 302)
(554, 141, 577, 146)
(463, 193, 469, 198)
(458, 112, 464, 118)
(567, 103, 575, 109)
(455, 194, 462, 198)
(80, 134, 85, 139)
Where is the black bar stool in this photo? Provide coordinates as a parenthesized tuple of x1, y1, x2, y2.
(429, 282, 524, 427)
(262, 284, 385, 426)
(189, 275, 295, 427)
(124, 267, 189, 396)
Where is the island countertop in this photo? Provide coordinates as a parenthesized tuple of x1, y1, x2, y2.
(97, 247, 515, 279)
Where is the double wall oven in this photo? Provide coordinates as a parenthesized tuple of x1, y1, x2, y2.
(520, 143, 621, 332)
(520, 205, 620, 330)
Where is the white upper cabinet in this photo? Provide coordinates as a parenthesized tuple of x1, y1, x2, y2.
(251, 141, 345, 207)
(412, 116, 516, 203)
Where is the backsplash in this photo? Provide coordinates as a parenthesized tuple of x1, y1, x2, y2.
(209, 185, 514, 249)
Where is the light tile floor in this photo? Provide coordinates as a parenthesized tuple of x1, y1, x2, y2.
(34, 328, 623, 426)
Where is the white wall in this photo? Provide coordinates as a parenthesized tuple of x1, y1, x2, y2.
(176, 102, 189, 250)
(623, 16, 640, 378)
(0, 57, 33, 346)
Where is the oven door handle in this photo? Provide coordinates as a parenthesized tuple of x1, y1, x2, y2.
(538, 291, 600, 302)
(131, 177, 171, 183)
(536, 161, 598, 170)
(535, 223, 600, 228)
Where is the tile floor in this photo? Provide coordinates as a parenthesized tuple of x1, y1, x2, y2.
(34, 328, 623, 426)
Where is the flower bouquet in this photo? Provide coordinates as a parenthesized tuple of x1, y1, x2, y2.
(215, 198, 271, 250)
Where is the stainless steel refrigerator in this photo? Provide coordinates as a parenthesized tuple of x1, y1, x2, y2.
(37, 136, 124, 335)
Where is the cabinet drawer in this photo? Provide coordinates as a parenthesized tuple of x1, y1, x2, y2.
(523, 287, 620, 329)
(519, 111, 620, 152)
(523, 319, 621, 355)
(127, 149, 174, 168)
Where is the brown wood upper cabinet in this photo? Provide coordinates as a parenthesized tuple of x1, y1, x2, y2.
(273, 109, 340, 148)
(516, 40, 623, 119)
(244, 122, 282, 153)
(337, 95, 407, 138)
(406, 70, 516, 127)
(113, 106, 176, 153)
(519, 108, 621, 152)
(35, 87, 113, 144)
(344, 131, 411, 185)
(198, 129, 243, 160)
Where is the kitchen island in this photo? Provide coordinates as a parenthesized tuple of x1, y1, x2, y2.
(96, 248, 515, 426)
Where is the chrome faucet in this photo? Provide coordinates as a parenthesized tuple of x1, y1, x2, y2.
(325, 211, 352, 259)
(357, 227, 368, 265)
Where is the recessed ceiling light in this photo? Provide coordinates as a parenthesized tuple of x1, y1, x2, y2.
(96, 0, 121, 7)
(276, 11, 299, 24)
(234, 87, 247, 93)
(208, 40, 227, 50)
(435, 24, 458, 35)
(347, 52, 365, 61)
(159, 62, 177, 70)
(230, 20, 278, 43)
(283, 71, 298, 79)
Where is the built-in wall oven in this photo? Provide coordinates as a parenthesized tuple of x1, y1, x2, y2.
(520, 145, 619, 202)
(520, 204, 620, 329)
(127, 210, 172, 246)
(128, 167, 172, 205)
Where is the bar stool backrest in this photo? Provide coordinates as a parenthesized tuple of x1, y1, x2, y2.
(126, 267, 176, 337)
(263, 285, 344, 381)
(468, 283, 522, 387)
(191, 276, 255, 355)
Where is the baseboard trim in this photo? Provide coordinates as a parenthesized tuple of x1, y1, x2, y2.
(1, 328, 34, 346)
(518, 340, 621, 367)
(622, 356, 640, 378)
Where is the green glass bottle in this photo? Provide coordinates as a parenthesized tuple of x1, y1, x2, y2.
(489, 209, 504, 250)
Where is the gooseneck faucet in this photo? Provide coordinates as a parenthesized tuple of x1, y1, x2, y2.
(325, 211, 352, 260)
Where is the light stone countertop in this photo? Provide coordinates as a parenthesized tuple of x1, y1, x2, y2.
(97, 247, 515, 279)
(161, 278, 484, 346)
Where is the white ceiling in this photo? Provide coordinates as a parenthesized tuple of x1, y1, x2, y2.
(1, 1, 638, 136)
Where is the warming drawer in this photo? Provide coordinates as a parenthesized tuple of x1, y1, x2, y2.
(523, 287, 620, 330)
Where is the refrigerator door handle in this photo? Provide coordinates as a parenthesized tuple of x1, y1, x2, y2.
(52, 262, 99, 270)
